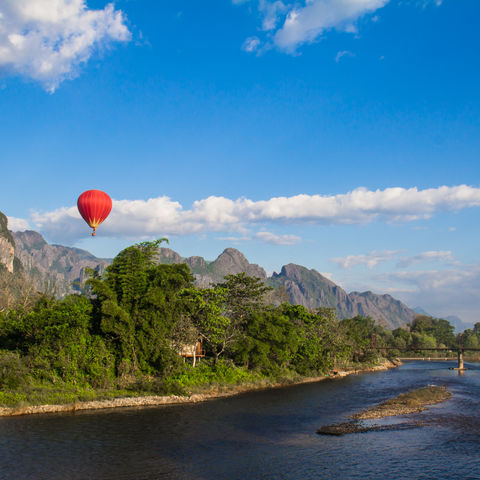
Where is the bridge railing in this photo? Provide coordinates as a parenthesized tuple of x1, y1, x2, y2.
(367, 334, 480, 369)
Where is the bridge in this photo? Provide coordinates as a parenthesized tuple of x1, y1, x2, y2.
(368, 335, 480, 370)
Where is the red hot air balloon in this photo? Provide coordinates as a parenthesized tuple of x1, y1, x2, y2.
(77, 190, 112, 236)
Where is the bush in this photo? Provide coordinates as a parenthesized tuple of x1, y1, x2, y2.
(168, 359, 259, 390)
(0, 350, 29, 389)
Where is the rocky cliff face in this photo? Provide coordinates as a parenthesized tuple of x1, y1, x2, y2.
(12, 230, 109, 297)
(0, 213, 15, 273)
(154, 248, 183, 265)
(270, 264, 347, 310)
(346, 291, 415, 329)
(3, 217, 415, 328)
(0, 213, 26, 311)
(155, 249, 413, 329)
(270, 263, 415, 329)
(155, 247, 266, 287)
(195, 248, 266, 286)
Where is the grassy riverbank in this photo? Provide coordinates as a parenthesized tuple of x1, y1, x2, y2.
(0, 359, 397, 416)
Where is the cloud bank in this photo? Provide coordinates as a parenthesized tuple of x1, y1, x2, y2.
(16, 184, 480, 243)
(238, 0, 443, 52)
(0, 0, 130, 91)
(254, 231, 301, 245)
(217, 231, 301, 245)
(332, 250, 402, 269)
(333, 249, 456, 270)
(6, 216, 31, 231)
(274, 0, 388, 51)
(397, 250, 454, 268)
(335, 50, 355, 63)
(382, 265, 480, 325)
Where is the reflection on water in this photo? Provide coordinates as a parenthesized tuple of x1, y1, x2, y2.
(1, 361, 480, 479)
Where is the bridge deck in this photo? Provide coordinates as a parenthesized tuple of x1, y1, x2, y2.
(368, 347, 480, 351)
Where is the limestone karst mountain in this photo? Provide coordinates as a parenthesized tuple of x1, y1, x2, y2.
(1, 212, 416, 328)
(156, 248, 414, 329)
(269, 263, 416, 329)
(0, 212, 16, 274)
(12, 230, 109, 297)
(0, 213, 27, 308)
(155, 247, 266, 286)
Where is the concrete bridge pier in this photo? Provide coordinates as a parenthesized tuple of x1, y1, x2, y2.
(457, 348, 464, 370)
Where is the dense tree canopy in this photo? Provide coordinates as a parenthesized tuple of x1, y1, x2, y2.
(0, 240, 471, 407)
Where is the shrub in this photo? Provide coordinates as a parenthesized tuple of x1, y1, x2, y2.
(0, 350, 28, 389)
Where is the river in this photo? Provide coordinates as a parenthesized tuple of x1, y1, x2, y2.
(1, 361, 480, 479)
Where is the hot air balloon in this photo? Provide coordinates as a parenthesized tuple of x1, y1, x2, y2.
(77, 190, 112, 236)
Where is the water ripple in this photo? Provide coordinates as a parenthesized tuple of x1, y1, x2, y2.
(1, 361, 480, 479)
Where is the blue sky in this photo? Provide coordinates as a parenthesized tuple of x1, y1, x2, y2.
(1, 0, 479, 325)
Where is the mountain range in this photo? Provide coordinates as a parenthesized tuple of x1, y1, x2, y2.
(1, 212, 418, 329)
(149, 247, 416, 330)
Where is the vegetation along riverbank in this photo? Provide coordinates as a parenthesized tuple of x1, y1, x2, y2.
(0, 238, 473, 417)
(0, 359, 397, 417)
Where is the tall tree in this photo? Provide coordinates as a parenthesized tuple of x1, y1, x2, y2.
(410, 315, 456, 348)
(181, 286, 231, 364)
(233, 306, 299, 372)
(87, 239, 194, 376)
(216, 273, 272, 323)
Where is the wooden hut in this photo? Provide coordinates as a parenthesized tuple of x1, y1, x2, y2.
(177, 340, 205, 366)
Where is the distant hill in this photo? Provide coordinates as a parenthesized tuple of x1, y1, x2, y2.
(269, 263, 415, 330)
(445, 315, 468, 334)
(12, 230, 109, 297)
(1, 212, 417, 329)
(155, 247, 267, 286)
(414, 307, 467, 333)
(156, 248, 415, 329)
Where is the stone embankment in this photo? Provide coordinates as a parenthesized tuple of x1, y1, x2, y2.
(0, 360, 398, 417)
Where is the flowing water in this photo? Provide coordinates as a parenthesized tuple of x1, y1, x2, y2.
(1, 361, 480, 479)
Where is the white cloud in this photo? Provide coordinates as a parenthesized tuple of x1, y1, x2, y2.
(333, 249, 457, 270)
(258, 0, 288, 31)
(335, 50, 354, 62)
(21, 184, 480, 243)
(397, 250, 454, 268)
(7, 216, 30, 231)
(418, 0, 443, 7)
(337, 262, 480, 326)
(380, 265, 480, 325)
(217, 235, 252, 243)
(237, 0, 443, 52)
(217, 231, 301, 245)
(242, 36, 261, 52)
(254, 231, 301, 245)
(273, 0, 389, 51)
(0, 0, 130, 92)
(331, 250, 402, 269)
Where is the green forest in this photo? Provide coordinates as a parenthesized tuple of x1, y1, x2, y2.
(0, 240, 478, 408)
